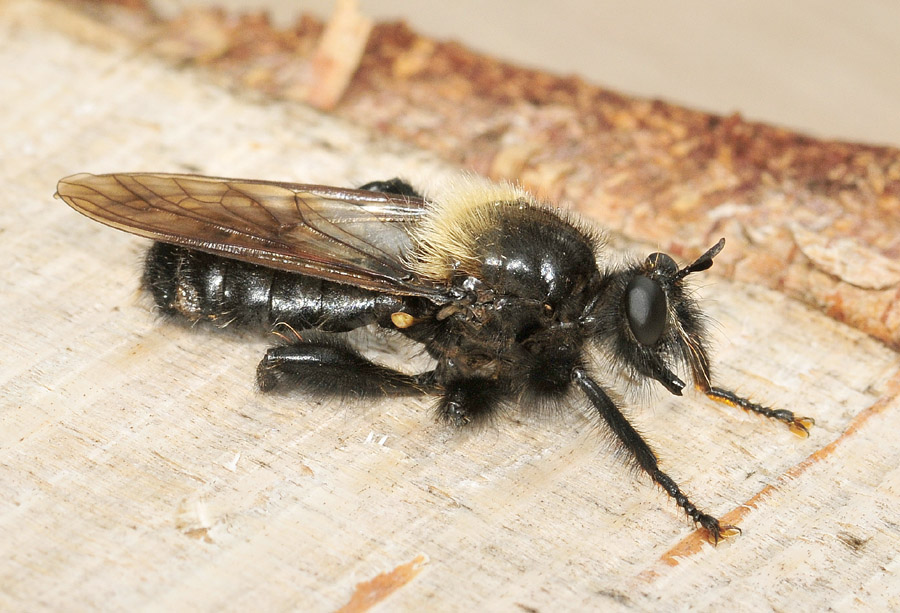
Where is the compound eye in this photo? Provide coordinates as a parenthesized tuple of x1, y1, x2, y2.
(625, 275, 667, 345)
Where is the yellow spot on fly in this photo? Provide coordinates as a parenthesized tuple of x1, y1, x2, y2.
(391, 312, 415, 328)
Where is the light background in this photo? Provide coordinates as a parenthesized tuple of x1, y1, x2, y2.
(152, 0, 900, 148)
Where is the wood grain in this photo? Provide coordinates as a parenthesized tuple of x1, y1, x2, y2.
(1, 2, 898, 611)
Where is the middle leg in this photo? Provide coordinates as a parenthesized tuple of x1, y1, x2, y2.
(437, 378, 506, 427)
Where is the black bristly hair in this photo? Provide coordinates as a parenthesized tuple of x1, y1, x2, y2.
(586, 239, 726, 398)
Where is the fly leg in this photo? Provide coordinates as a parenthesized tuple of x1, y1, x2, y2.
(700, 384, 815, 438)
(257, 335, 434, 399)
(358, 178, 422, 198)
(436, 378, 506, 427)
(686, 336, 814, 437)
(572, 369, 739, 544)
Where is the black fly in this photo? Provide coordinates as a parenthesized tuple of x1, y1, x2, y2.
(56, 172, 814, 543)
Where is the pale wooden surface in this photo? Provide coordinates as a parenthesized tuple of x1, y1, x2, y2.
(1, 2, 899, 611)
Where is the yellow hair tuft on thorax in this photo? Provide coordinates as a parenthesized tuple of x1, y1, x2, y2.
(407, 175, 539, 283)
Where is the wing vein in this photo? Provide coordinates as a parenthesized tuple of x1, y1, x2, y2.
(56, 172, 442, 298)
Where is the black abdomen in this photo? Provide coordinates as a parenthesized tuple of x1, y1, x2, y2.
(143, 242, 404, 332)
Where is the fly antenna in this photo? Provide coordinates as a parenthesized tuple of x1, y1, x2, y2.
(675, 238, 725, 281)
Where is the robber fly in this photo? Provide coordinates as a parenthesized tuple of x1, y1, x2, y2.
(55, 172, 813, 542)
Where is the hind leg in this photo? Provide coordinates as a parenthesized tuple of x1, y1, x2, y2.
(358, 178, 422, 198)
(257, 335, 434, 399)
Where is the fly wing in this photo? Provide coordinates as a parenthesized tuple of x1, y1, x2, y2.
(56, 172, 441, 297)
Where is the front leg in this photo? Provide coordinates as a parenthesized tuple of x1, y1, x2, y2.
(572, 369, 739, 544)
(686, 333, 814, 437)
(701, 384, 815, 437)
